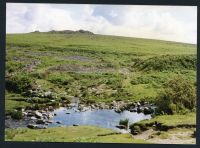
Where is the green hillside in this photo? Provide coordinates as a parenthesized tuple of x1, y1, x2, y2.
(6, 31, 196, 114)
(5, 31, 196, 143)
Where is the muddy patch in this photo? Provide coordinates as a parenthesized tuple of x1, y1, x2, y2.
(22, 60, 41, 72)
(60, 56, 95, 62)
(48, 64, 114, 73)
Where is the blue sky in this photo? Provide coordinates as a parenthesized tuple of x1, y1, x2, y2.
(6, 3, 197, 44)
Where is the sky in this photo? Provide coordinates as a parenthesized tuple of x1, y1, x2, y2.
(6, 3, 197, 44)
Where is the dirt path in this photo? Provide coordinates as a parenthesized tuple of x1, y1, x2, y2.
(133, 128, 195, 144)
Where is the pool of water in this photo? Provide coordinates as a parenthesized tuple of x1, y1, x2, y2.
(50, 107, 152, 132)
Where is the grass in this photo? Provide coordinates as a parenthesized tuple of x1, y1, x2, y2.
(5, 126, 149, 143)
(5, 32, 196, 114)
(138, 112, 196, 127)
(5, 31, 197, 143)
(129, 112, 196, 134)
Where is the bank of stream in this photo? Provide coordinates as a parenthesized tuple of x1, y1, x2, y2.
(5, 98, 154, 133)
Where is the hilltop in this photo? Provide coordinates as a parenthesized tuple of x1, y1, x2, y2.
(31, 29, 94, 35)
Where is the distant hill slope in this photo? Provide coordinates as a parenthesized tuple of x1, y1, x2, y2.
(6, 30, 196, 55)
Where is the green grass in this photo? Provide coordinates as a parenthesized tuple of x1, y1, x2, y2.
(5, 32, 196, 114)
(134, 113, 196, 127)
(5, 126, 149, 143)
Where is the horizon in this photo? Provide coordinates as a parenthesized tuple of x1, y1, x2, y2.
(6, 29, 197, 45)
(6, 3, 197, 44)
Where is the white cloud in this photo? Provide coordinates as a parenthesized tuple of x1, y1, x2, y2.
(6, 3, 197, 44)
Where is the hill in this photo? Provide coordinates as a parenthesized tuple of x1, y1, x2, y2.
(6, 31, 196, 113)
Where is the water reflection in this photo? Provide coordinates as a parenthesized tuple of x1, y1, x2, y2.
(50, 107, 151, 132)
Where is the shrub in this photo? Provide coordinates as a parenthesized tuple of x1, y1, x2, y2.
(47, 73, 73, 85)
(119, 118, 129, 128)
(11, 110, 23, 120)
(155, 76, 196, 114)
(134, 55, 196, 71)
(129, 124, 141, 135)
(6, 74, 33, 93)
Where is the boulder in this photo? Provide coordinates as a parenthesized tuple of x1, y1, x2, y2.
(47, 113, 54, 119)
(137, 102, 141, 107)
(137, 107, 142, 113)
(42, 113, 48, 117)
(35, 111, 43, 118)
(27, 124, 37, 129)
(48, 106, 54, 111)
(115, 108, 122, 113)
(104, 105, 110, 109)
(91, 104, 96, 109)
(46, 120, 54, 123)
(30, 116, 37, 120)
(143, 107, 153, 115)
(27, 111, 35, 117)
(130, 108, 137, 112)
(73, 124, 79, 126)
(22, 112, 28, 116)
(36, 125, 48, 129)
(56, 121, 62, 124)
(116, 125, 126, 129)
(44, 91, 52, 98)
(36, 119, 46, 124)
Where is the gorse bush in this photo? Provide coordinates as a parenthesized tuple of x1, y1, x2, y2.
(11, 110, 23, 120)
(6, 61, 24, 73)
(134, 55, 196, 71)
(6, 74, 33, 93)
(155, 76, 196, 114)
(47, 73, 74, 85)
(119, 118, 129, 128)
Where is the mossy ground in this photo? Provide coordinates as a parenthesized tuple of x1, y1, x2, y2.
(5, 32, 196, 143)
(5, 126, 148, 143)
(6, 32, 196, 113)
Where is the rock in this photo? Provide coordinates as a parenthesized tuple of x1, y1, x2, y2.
(26, 98, 33, 103)
(30, 116, 37, 120)
(36, 119, 46, 124)
(74, 109, 79, 112)
(137, 107, 142, 113)
(137, 102, 141, 107)
(112, 101, 117, 107)
(56, 121, 62, 124)
(27, 111, 35, 117)
(116, 125, 126, 129)
(5, 116, 11, 120)
(35, 111, 43, 118)
(143, 107, 153, 115)
(40, 110, 46, 113)
(27, 124, 37, 129)
(104, 105, 110, 109)
(22, 112, 28, 116)
(78, 104, 85, 111)
(36, 125, 48, 129)
(48, 106, 54, 111)
(47, 113, 54, 119)
(73, 124, 79, 126)
(42, 113, 48, 117)
(91, 104, 96, 109)
(99, 103, 106, 109)
(54, 113, 57, 116)
(66, 112, 70, 114)
(130, 109, 137, 112)
(46, 120, 53, 123)
(44, 91, 52, 98)
(115, 108, 122, 113)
